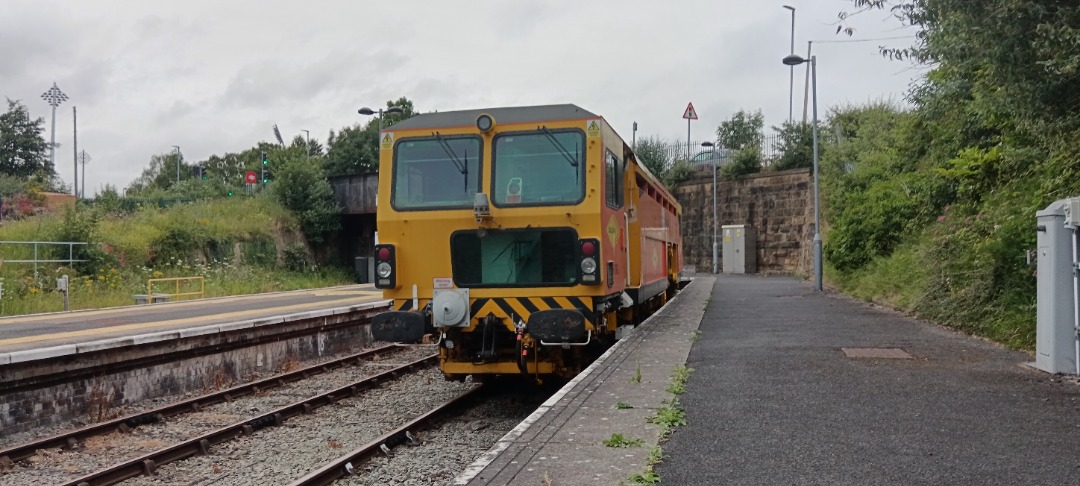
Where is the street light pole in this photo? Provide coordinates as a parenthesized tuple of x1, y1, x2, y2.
(783, 53, 822, 291)
(702, 141, 719, 274)
(783, 5, 796, 124)
(358, 105, 405, 156)
(301, 129, 310, 158)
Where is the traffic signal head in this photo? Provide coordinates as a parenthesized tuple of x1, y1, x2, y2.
(261, 151, 268, 166)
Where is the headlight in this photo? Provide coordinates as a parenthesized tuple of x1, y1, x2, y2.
(377, 262, 393, 278)
(580, 257, 597, 274)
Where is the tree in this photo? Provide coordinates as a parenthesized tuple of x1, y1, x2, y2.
(126, 152, 193, 195)
(324, 97, 418, 176)
(716, 109, 764, 151)
(634, 136, 671, 179)
(290, 134, 324, 157)
(272, 154, 341, 242)
(0, 99, 52, 179)
(772, 121, 814, 170)
(714, 109, 766, 178)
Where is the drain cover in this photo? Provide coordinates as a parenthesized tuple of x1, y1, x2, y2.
(841, 348, 913, 359)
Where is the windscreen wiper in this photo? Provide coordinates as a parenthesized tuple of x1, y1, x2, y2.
(538, 126, 579, 169)
(432, 131, 469, 192)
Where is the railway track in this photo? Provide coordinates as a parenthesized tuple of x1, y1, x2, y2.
(2, 347, 554, 486)
(0, 345, 435, 486)
(62, 354, 438, 486)
(292, 386, 486, 486)
(0, 344, 407, 468)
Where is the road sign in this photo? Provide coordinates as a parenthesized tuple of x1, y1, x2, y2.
(245, 171, 257, 184)
(683, 102, 699, 120)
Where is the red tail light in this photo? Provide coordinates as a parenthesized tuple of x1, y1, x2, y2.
(577, 238, 601, 285)
(374, 244, 396, 289)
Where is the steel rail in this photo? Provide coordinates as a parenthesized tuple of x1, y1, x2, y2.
(291, 385, 486, 486)
(0, 344, 408, 468)
(63, 354, 437, 486)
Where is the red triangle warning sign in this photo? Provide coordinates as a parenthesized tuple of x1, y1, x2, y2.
(682, 102, 699, 120)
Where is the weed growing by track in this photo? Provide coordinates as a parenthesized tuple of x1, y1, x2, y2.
(627, 365, 694, 484)
(603, 433, 644, 448)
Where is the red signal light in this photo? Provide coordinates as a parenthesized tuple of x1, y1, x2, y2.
(581, 241, 596, 256)
(378, 248, 391, 261)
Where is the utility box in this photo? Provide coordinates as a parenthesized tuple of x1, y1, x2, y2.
(1035, 198, 1077, 374)
(722, 225, 757, 274)
(354, 256, 374, 284)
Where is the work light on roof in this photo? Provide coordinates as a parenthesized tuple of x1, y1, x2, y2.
(476, 114, 495, 132)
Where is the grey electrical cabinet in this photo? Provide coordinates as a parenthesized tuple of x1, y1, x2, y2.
(1035, 198, 1078, 374)
(722, 225, 757, 274)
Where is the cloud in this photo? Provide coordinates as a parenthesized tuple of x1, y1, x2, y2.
(0, 0, 921, 196)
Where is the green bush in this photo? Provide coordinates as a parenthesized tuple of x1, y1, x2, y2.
(272, 158, 340, 243)
(721, 147, 763, 179)
(283, 244, 311, 272)
(49, 207, 111, 273)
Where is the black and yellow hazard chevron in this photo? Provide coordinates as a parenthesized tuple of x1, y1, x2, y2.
(393, 299, 429, 312)
(392, 296, 595, 325)
(470, 296, 594, 326)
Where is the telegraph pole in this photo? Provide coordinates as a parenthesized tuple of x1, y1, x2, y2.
(73, 106, 78, 199)
(78, 151, 90, 199)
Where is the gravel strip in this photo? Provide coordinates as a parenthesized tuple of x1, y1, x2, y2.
(0, 346, 433, 486)
(123, 367, 473, 486)
(343, 391, 545, 486)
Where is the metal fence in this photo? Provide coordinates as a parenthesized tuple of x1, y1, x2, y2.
(0, 241, 89, 275)
(634, 135, 783, 170)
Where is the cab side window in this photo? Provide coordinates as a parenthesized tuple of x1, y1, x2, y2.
(606, 150, 624, 209)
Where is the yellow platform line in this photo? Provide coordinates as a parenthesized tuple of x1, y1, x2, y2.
(0, 289, 382, 326)
(0, 295, 385, 347)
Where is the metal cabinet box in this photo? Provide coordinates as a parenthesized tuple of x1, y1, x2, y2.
(722, 225, 757, 274)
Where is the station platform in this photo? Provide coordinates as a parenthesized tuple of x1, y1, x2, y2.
(0, 284, 384, 356)
(456, 275, 1080, 485)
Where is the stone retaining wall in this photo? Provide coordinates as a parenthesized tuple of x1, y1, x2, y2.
(674, 168, 813, 274)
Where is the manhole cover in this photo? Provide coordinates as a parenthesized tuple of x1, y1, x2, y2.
(841, 348, 913, 359)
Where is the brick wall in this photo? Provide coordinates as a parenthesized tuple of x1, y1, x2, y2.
(674, 168, 813, 274)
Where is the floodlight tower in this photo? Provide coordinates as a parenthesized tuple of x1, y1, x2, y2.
(40, 83, 69, 186)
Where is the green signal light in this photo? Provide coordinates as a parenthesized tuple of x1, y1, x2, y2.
(227, 191, 233, 197)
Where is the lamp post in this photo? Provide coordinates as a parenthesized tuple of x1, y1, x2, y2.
(301, 129, 310, 158)
(702, 141, 719, 274)
(172, 146, 181, 184)
(782, 53, 821, 291)
(40, 83, 68, 190)
(782, 5, 796, 123)
(358, 105, 405, 138)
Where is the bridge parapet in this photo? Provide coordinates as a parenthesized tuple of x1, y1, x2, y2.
(329, 172, 378, 214)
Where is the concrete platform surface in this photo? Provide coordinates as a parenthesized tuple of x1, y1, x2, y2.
(0, 284, 385, 353)
(455, 276, 713, 485)
(658, 275, 1080, 485)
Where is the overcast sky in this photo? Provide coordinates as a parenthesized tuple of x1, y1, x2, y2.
(2, 0, 921, 196)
